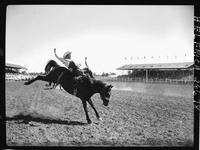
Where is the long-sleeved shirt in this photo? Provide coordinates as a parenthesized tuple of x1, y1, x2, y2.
(54, 52, 83, 76)
(54, 52, 70, 68)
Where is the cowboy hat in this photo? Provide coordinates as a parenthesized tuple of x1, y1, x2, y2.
(63, 51, 72, 59)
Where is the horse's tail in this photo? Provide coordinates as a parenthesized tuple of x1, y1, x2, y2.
(45, 60, 60, 74)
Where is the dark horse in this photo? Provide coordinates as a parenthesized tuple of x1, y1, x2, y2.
(44, 58, 94, 89)
(24, 66, 113, 124)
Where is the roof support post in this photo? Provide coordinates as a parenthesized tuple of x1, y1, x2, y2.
(146, 69, 148, 82)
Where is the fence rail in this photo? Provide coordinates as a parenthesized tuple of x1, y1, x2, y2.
(96, 76, 193, 85)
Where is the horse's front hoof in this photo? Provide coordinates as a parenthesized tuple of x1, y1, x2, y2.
(98, 117, 102, 121)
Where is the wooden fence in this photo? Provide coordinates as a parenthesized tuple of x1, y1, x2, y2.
(96, 76, 193, 85)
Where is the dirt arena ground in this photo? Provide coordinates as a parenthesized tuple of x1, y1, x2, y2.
(6, 81, 194, 146)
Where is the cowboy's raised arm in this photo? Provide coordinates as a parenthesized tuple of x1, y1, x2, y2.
(54, 48, 60, 59)
(54, 48, 66, 64)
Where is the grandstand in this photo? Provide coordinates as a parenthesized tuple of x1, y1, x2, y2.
(6, 63, 27, 73)
(116, 62, 194, 84)
(5, 63, 35, 81)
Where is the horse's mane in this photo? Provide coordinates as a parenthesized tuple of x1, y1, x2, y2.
(93, 79, 107, 89)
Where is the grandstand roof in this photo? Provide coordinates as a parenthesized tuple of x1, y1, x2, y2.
(117, 62, 194, 70)
(6, 63, 27, 70)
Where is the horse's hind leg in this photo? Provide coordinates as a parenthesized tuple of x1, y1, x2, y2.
(52, 83, 57, 89)
(87, 99, 102, 121)
(45, 82, 51, 87)
(54, 71, 64, 90)
(24, 75, 49, 85)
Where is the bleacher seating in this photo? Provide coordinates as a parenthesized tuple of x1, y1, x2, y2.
(6, 73, 36, 81)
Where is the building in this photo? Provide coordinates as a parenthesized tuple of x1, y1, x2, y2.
(6, 63, 27, 73)
(117, 62, 193, 82)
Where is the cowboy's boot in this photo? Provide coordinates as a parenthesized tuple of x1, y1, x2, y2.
(87, 76, 94, 90)
(73, 78, 78, 96)
(73, 87, 77, 96)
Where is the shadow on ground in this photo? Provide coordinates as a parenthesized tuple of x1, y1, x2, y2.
(6, 114, 87, 126)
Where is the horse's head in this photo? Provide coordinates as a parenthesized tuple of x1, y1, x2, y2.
(99, 84, 113, 106)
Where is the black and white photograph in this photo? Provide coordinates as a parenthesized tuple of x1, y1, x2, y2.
(5, 5, 196, 147)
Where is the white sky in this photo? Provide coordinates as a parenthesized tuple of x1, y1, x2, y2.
(6, 5, 194, 74)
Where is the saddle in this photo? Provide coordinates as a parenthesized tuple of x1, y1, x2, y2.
(74, 74, 91, 86)
(72, 74, 92, 96)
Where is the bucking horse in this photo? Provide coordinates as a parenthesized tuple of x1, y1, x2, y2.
(24, 60, 113, 124)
